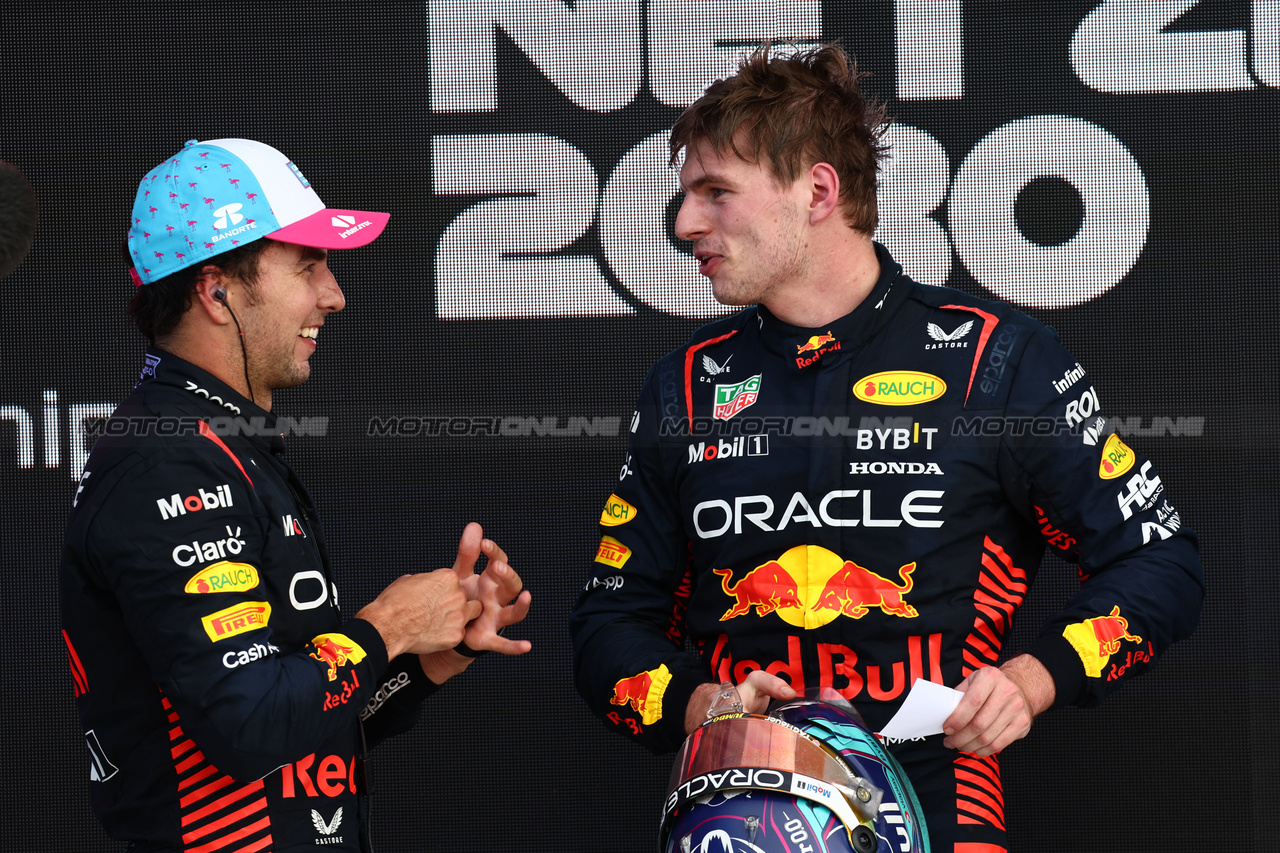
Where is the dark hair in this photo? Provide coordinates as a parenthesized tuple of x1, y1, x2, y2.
(126, 239, 270, 343)
(669, 42, 890, 234)
(0, 160, 39, 279)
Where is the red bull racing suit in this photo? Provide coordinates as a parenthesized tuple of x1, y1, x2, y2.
(570, 244, 1203, 851)
(61, 349, 439, 852)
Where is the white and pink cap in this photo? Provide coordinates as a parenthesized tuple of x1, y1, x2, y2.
(127, 138, 389, 284)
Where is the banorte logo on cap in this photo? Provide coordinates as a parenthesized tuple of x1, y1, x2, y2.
(713, 545, 919, 628)
(128, 140, 276, 284)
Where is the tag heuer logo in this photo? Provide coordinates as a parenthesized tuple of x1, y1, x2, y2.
(713, 374, 762, 420)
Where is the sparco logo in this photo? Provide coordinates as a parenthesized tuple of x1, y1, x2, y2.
(157, 484, 234, 520)
(979, 329, 1018, 396)
(360, 670, 412, 721)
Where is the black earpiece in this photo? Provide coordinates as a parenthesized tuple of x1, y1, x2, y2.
(213, 287, 227, 303)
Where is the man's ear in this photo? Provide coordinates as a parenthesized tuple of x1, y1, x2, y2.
(192, 266, 233, 325)
(807, 162, 842, 224)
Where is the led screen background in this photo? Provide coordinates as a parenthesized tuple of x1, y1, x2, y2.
(1, 2, 1276, 850)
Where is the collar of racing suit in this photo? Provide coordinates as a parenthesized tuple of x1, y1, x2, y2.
(756, 241, 909, 372)
(135, 346, 283, 452)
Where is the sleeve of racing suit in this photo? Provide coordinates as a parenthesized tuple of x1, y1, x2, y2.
(358, 654, 440, 748)
(570, 361, 713, 754)
(996, 325, 1203, 708)
(84, 447, 396, 781)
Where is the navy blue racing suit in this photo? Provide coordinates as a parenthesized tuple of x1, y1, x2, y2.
(570, 244, 1203, 851)
(61, 349, 438, 852)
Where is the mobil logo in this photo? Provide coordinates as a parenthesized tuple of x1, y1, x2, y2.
(157, 483, 234, 520)
(714, 546, 921, 628)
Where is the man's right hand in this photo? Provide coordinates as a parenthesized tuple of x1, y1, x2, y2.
(684, 671, 797, 734)
(356, 569, 483, 659)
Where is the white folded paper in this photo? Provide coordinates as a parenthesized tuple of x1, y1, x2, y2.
(876, 679, 963, 740)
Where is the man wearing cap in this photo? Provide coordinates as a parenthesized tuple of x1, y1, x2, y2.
(60, 138, 531, 852)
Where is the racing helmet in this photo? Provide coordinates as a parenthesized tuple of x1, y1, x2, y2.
(659, 686, 930, 853)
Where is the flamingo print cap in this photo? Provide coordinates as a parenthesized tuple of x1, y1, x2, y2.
(126, 138, 389, 285)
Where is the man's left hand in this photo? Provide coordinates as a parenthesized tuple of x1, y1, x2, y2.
(420, 523, 532, 684)
(942, 654, 1055, 757)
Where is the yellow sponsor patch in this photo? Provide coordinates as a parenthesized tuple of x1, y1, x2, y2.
(309, 632, 368, 681)
(1098, 433, 1136, 479)
(600, 494, 637, 527)
(854, 371, 946, 406)
(1062, 606, 1143, 678)
(594, 535, 631, 569)
(201, 601, 271, 642)
(609, 663, 672, 725)
(184, 561, 260, 594)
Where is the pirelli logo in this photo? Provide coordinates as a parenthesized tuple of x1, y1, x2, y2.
(201, 601, 271, 642)
(594, 535, 631, 569)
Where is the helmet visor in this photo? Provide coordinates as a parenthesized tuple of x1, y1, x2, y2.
(661, 715, 883, 849)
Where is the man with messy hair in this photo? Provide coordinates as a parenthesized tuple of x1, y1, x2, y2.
(571, 43, 1201, 850)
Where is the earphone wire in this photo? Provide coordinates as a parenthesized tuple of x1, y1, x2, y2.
(215, 291, 255, 405)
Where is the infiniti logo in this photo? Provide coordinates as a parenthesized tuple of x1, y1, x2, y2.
(213, 203, 245, 229)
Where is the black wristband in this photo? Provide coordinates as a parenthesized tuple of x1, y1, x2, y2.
(454, 624, 505, 658)
(453, 640, 488, 658)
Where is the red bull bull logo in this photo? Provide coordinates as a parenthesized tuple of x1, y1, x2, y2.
(715, 546, 920, 629)
(813, 560, 918, 618)
(1062, 605, 1143, 678)
(796, 332, 836, 353)
(309, 633, 368, 681)
(714, 562, 803, 620)
(794, 332, 842, 369)
(610, 663, 671, 725)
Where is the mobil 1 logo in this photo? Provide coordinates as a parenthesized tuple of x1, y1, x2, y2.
(687, 435, 769, 465)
